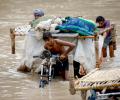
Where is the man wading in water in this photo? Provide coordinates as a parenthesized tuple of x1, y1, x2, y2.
(17, 8, 44, 72)
(43, 32, 76, 80)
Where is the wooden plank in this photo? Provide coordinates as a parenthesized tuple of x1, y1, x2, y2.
(52, 33, 95, 39)
(52, 33, 78, 38)
(77, 35, 95, 39)
(111, 24, 117, 50)
(10, 28, 15, 54)
(94, 33, 100, 68)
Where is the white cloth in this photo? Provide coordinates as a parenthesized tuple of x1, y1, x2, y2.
(74, 39, 96, 72)
(17, 18, 62, 69)
(35, 17, 62, 33)
(19, 30, 44, 69)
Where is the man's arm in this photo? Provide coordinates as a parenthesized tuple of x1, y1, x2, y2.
(44, 44, 48, 50)
(99, 26, 114, 36)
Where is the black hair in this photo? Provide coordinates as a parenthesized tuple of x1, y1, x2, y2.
(43, 32, 52, 41)
(96, 16, 105, 23)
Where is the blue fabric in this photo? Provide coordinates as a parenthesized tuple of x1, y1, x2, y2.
(56, 17, 97, 36)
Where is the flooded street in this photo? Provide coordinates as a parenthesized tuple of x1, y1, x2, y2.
(0, 0, 120, 100)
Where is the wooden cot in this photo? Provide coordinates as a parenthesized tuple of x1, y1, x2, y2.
(10, 24, 117, 99)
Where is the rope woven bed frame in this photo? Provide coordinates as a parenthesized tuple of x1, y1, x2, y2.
(69, 67, 120, 94)
(10, 25, 98, 53)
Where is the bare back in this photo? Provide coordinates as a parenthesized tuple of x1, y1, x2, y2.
(44, 39, 65, 55)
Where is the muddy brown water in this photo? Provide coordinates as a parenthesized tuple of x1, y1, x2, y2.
(0, 0, 120, 100)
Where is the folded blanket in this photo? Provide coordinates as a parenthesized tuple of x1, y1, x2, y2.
(56, 17, 97, 36)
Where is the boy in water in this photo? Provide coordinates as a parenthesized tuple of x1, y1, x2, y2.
(43, 32, 76, 80)
(96, 16, 114, 58)
(88, 16, 116, 100)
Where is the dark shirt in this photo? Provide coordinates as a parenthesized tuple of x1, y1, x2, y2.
(104, 20, 110, 28)
(103, 20, 112, 48)
(104, 20, 111, 37)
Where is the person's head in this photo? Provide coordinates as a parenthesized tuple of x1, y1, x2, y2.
(43, 32, 52, 42)
(33, 8, 44, 19)
(43, 32, 54, 51)
(96, 16, 105, 27)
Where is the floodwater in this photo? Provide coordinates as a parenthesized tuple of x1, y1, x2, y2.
(0, 0, 120, 100)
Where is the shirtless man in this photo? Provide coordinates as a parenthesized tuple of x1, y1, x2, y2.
(43, 32, 76, 80)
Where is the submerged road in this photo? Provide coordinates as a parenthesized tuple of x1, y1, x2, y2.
(0, 0, 120, 100)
